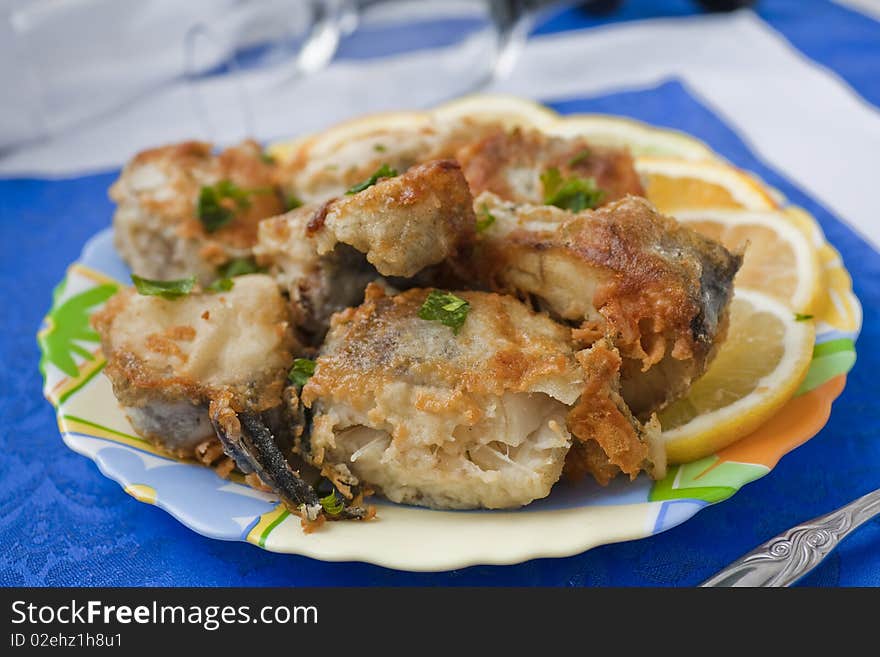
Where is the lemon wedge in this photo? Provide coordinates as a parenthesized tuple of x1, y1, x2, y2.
(659, 289, 815, 463)
(676, 209, 822, 313)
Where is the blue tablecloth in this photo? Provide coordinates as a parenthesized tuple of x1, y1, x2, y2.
(2, 0, 879, 586)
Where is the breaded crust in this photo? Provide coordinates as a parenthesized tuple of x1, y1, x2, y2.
(302, 284, 584, 410)
(301, 284, 586, 508)
(256, 160, 477, 340)
(93, 275, 296, 418)
(110, 139, 285, 282)
(276, 117, 507, 204)
(565, 342, 664, 484)
(467, 193, 742, 416)
(307, 159, 476, 277)
(300, 285, 661, 503)
(456, 127, 644, 206)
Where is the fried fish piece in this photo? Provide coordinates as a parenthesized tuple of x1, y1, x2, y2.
(278, 116, 503, 203)
(456, 127, 644, 206)
(92, 275, 371, 523)
(255, 159, 476, 341)
(92, 275, 296, 456)
(465, 193, 742, 417)
(300, 284, 662, 509)
(111, 140, 285, 284)
(565, 340, 664, 485)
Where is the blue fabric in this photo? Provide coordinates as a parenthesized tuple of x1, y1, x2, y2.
(2, 0, 879, 586)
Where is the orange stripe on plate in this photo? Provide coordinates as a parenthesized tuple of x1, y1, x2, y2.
(714, 375, 846, 469)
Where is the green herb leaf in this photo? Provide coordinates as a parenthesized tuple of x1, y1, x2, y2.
(197, 180, 253, 232)
(217, 257, 265, 279)
(319, 491, 344, 516)
(373, 144, 386, 152)
(568, 148, 592, 167)
(131, 274, 196, 300)
(345, 164, 398, 195)
(207, 277, 234, 293)
(197, 187, 234, 232)
(288, 358, 316, 386)
(285, 194, 303, 211)
(260, 152, 276, 165)
(475, 204, 496, 232)
(418, 290, 470, 335)
(541, 167, 604, 212)
(794, 313, 814, 321)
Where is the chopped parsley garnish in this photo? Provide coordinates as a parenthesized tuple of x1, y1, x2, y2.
(260, 152, 276, 165)
(131, 274, 196, 300)
(418, 290, 470, 335)
(197, 180, 273, 232)
(475, 204, 496, 232)
(345, 164, 398, 195)
(217, 257, 265, 279)
(285, 194, 303, 211)
(794, 313, 814, 321)
(198, 180, 252, 232)
(373, 144, 387, 152)
(207, 277, 234, 293)
(319, 491, 344, 516)
(540, 167, 604, 212)
(568, 148, 592, 167)
(288, 358, 316, 386)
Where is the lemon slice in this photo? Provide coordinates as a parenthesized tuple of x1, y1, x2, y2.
(306, 112, 433, 156)
(546, 115, 717, 160)
(636, 157, 778, 212)
(431, 94, 559, 131)
(675, 209, 822, 313)
(659, 289, 815, 463)
(269, 96, 721, 165)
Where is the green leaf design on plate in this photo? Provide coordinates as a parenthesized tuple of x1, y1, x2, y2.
(796, 338, 856, 395)
(38, 281, 119, 378)
(650, 457, 768, 504)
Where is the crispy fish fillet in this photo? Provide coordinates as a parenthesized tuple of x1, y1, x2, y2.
(278, 117, 502, 203)
(300, 284, 661, 509)
(92, 275, 297, 456)
(281, 124, 440, 204)
(110, 140, 285, 283)
(255, 159, 476, 340)
(456, 127, 644, 206)
(93, 274, 370, 522)
(465, 193, 742, 417)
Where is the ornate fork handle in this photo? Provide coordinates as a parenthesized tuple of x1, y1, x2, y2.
(701, 488, 880, 587)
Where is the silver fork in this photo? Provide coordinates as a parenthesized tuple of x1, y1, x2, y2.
(701, 488, 880, 587)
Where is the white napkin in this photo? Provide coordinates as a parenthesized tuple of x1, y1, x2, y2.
(0, 0, 317, 149)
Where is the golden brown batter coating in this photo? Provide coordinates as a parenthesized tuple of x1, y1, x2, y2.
(565, 342, 664, 485)
(111, 140, 285, 283)
(277, 116, 505, 204)
(463, 193, 741, 417)
(256, 160, 476, 340)
(301, 285, 581, 509)
(300, 285, 662, 508)
(456, 127, 644, 206)
(306, 159, 475, 277)
(93, 275, 296, 455)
